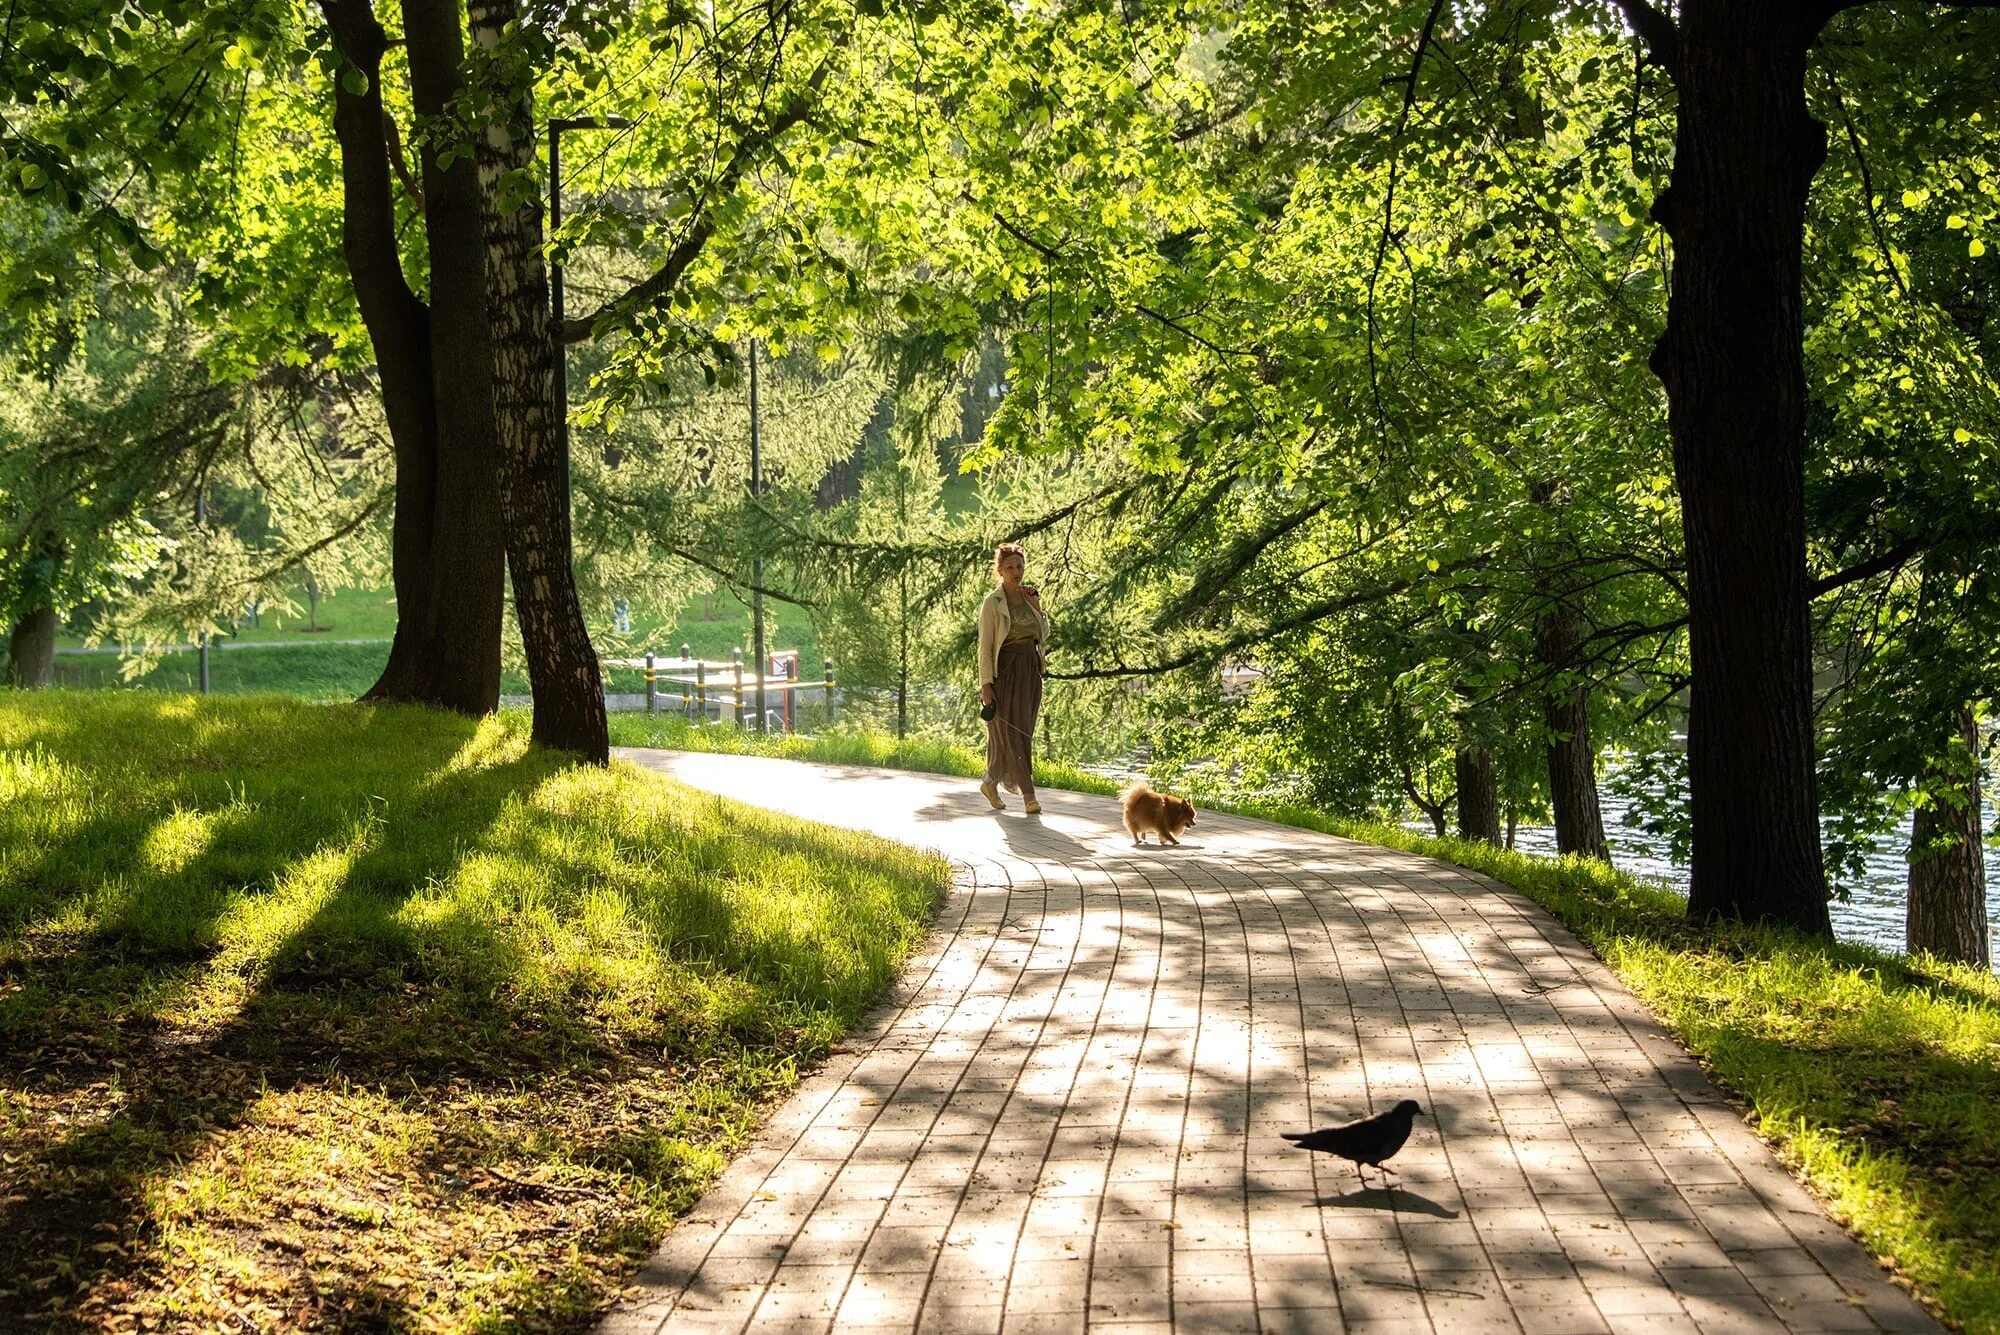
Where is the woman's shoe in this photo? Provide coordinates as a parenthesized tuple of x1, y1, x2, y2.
(979, 780, 1004, 810)
(1024, 800, 1042, 815)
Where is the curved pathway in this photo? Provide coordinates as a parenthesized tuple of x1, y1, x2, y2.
(603, 751, 1936, 1335)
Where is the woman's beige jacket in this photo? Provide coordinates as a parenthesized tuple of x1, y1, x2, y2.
(977, 587, 1049, 689)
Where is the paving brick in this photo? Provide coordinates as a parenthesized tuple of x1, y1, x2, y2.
(596, 753, 1942, 1335)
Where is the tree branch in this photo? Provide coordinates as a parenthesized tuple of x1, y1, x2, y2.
(1826, 65, 1907, 299)
(561, 61, 832, 344)
(1808, 536, 1923, 597)
(1049, 550, 1493, 682)
(1607, 0, 1680, 76)
(987, 211, 1257, 360)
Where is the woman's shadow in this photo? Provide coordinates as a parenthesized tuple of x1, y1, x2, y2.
(910, 791, 1102, 864)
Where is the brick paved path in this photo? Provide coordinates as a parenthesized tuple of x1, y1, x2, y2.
(603, 751, 1936, 1335)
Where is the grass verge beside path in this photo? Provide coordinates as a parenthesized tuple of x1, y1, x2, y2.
(1, 694, 946, 1332)
(610, 716, 2000, 1333)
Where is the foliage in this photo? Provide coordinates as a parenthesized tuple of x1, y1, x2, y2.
(1806, 9, 2000, 881)
(0, 300, 226, 642)
(0, 691, 945, 1330)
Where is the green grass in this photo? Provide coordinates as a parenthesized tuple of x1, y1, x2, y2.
(55, 641, 395, 698)
(59, 584, 403, 647)
(56, 586, 824, 703)
(606, 712, 1118, 797)
(0, 692, 947, 1332)
(608, 719, 2000, 1333)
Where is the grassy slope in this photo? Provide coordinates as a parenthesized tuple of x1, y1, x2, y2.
(0, 694, 946, 1332)
(56, 586, 824, 702)
(606, 715, 2000, 1334)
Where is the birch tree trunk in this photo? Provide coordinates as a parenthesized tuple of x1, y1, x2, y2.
(469, 0, 608, 762)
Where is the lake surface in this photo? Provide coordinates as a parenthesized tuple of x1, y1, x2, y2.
(1509, 789, 2000, 971)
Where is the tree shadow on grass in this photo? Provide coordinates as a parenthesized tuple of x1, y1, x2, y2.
(0, 696, 853, 1331)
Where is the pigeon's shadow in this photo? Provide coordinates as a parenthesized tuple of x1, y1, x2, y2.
(1313, 1187, 1459, 1218)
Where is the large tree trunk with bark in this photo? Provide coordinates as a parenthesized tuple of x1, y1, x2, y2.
(402, 0, 507, 713)
(323, 0, 503, 714)
(470, 0, 608, 763)
(1907, 705, 1991, 967)
(6, 607, 56, 688)
(1455, 726, 1501, 845)
(1537, 602, 1611, 860)
(1650, 3, 1831, 935)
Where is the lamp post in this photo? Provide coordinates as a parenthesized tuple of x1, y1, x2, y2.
(195, 482, 209, 694)
(547, 116, 630, 464)
(750, 336, 766, 734)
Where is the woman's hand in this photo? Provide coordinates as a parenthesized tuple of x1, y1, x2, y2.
(981, 683, 996, 707)
(1022, 584, 1041, 606)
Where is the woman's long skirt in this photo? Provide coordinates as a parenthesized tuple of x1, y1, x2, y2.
(985, 640, 1042, 794)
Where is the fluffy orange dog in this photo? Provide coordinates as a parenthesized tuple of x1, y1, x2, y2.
(1121, 782, 1197, 846)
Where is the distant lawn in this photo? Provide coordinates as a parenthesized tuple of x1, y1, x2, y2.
(55, 641, 394, 699)
(60, 582, 825, 666)
(53, 644, 726, 702)
(59, 584, 403, 647)
(54, 587, 824, 703)
(609, 719, 2000, 1333)
(0, 693, 946, 1332)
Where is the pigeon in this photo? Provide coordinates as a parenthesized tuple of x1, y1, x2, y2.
(1281, 1099, 1427, 1186)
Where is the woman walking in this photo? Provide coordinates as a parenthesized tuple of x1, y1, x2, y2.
(977, 543, 1048, 814)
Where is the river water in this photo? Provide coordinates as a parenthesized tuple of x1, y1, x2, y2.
(1508, 790, 2000, 970)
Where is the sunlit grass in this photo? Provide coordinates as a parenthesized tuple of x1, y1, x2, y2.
(0, 691, 946, 1332)
(606, 711, 1118, 797)
(606, 718, 2000, 1333)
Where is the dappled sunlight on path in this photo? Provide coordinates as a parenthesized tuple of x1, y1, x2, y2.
(605, 750, 1938, 1334)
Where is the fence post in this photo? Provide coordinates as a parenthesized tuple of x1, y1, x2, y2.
(824, 657, 836, 723)
(732, 648, 745, 728)
(645, 650, 656, 715)
(785, 656, 797, 732)
(696, 659, 706, 724)
(681, 643, 693, 717)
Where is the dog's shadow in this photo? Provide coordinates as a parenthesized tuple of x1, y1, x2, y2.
(1123, 841, 1203, 852)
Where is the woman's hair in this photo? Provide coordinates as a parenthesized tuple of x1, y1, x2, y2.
(992, 542, 1026, 576)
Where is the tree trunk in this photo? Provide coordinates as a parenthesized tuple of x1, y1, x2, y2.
(1907, 705, 1990, 967)
(1455, 727, 1501, 845)
(6, 607, 56, 688)
(470, 0, 608, 763)
(323, 0, 504, 714)
(1650, 3, 1831, 934)
(1537, 601, 1611, 860)
(402, 0, 507, 714)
